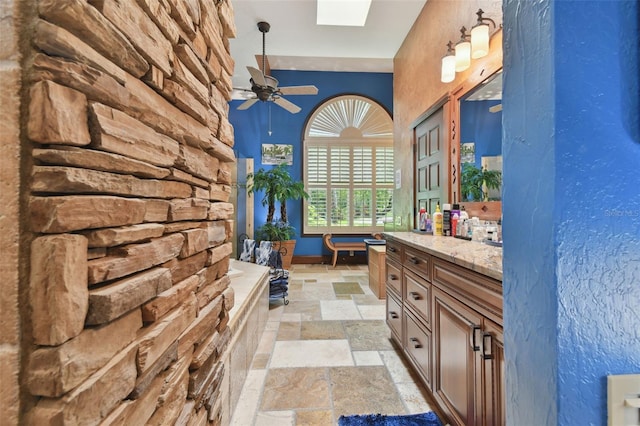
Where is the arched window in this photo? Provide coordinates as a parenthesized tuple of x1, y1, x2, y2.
(303, 95, 394, 235)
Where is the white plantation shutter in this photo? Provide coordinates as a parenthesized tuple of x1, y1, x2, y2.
(376, 147, 394, 184)
(304, 95, 393, 235)
(330, 147, 351, 184)
(353, 147, 372, 185)
(307, 146, 327, 185)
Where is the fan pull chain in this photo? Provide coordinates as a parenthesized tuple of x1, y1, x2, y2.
(268, 103, 272, 136)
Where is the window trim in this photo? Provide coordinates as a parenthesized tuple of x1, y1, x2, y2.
(302, 95, 394, 236)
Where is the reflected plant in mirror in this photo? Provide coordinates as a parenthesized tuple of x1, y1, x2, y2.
(461, 163, 502, 201)
(459, 70, 503, 201)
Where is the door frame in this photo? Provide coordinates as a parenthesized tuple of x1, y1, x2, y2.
(411, 95, 450, 228)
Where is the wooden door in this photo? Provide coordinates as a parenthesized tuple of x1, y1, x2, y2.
(414, 105, 448, 219)
(481, 319, 505, 426)
(432, 287, 483, 426)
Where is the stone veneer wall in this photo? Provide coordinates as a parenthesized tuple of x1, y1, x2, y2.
(2, 0, 240, 424)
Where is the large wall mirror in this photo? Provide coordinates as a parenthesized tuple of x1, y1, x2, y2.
(460, 70, 502, 201)
(451, 69, 503, 221)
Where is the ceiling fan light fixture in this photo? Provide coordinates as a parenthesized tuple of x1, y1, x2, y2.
(236, 21, 318, 114)
(316, 0, 372, 26)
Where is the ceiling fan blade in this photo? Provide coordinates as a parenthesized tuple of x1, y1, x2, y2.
(254, 54, 271, 75)
(247, 66, 266, 87)
(237, 98, 259, 110)
(273, 96, 301, 114)
(278, 85, 319, 96)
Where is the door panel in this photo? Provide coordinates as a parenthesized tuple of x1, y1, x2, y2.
(414, 105, 448, 219)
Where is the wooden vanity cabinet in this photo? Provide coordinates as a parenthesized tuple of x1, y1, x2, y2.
(384, 238, 504, 426)
(368, 245, 387, 299)
(432, 258, 504, 426)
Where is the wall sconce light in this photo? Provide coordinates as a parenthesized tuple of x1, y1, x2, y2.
(454, 26, 471, 72)
(471, 9, 497, 59)
(441, 41, 456, 83)
(440, 9, 499, 83)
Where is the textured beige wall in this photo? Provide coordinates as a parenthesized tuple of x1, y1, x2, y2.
(0, 0, 22, 423)
(392, 0, 502, 229)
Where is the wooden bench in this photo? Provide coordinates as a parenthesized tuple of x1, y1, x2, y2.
(322, 233, 367, 268)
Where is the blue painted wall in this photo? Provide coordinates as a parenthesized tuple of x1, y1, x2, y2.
(229, 70, 393, 256)
(503, 1, 640, 425)
(460, 100, 502, 170)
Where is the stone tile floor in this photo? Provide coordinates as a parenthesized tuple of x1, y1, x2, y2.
(230, 264, 434, 426)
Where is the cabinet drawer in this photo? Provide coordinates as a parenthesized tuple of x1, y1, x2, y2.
(386, 292, 402, 344)
(385, 240, 402, 262)
(404, 247, 431, 281)
(386, 259, 402, 297)
(404, 269, 431, 328)
(404, 310, 432, 390)
(432, 258, 502, 325)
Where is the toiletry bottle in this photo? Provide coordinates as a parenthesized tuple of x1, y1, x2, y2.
(451, 204, 460, 221)
(460, 206, 469, 221)
(426, 212, 433, 234)
(433, 204, 443, 236)
(419, 208, 427, 231)
(451, 212, 459, 237)
(442, 203, 451, 236)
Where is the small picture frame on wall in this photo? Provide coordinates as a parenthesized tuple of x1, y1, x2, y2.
(261, 144, 293, 165)
(461, 142, 476, 164)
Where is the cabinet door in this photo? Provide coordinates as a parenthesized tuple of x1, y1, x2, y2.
(432, 287, 483, 426)
(481, 319, 505, 426)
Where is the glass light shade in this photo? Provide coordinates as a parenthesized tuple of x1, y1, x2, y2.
(441, 55, 456, 83)
(455, 40, 471, 72)
(471, 24, 490, 58)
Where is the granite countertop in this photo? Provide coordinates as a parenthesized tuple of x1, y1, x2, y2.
(382, 232, 503, 281)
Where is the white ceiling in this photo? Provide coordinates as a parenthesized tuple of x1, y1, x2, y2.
(229, 0, 427, 94)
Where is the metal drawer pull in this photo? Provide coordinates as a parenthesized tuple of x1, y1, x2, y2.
(388, 246, 396, 252)
(409, 257, 419, 264)
(409, 291, 421, 300)
(409, 337, 422, 349)
(389, 311, 399, 319)
(470, 325, 481, 351)
(389, 274, 398, 280)
(482, 333, 494, 360)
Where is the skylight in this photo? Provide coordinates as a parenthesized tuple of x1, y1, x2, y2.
(316, 0, 372, 26)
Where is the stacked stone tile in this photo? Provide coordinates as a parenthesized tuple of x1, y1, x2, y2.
(21, 0, 238, 424)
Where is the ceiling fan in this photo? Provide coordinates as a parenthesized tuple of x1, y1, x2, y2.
(236, 21, 318, 114)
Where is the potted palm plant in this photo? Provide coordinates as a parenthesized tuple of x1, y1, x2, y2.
(247, 163, 308, 268)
